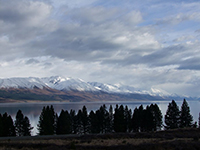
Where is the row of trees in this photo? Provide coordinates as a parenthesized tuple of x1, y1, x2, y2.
(165, 99, 194, 129)
(37, 99, 194, 135)
(0, 99, 195, 136)
(37, 104, 163, 135)
(0, 110, 32, 137)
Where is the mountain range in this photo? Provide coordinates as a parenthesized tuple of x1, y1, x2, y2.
(0, 76, 194, 102)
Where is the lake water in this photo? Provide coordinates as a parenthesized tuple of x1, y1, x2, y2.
(0, 100, 199, 135)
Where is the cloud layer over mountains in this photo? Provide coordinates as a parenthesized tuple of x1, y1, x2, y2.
(0, 0, 200, 97)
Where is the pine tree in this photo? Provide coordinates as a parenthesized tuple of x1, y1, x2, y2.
(0, 114, 3, 137)
(15, 110, 33, 136)
(180, 99, 193, 128)
(138, 105, 144, 132)
(70, 109, 78, 134)
(81, 106, 89, 134)
(56, 110, 71, 135)
(149, 104, 163, 131)
(37, 105, 56, 135)
(15, 110, 24, 136)
(143, 106, 154, 132)
(23, 116, 33, 136)
(76, 106, 89, 134)
(199, 113, 200, 128)
(89, 110, 99, 133)
(114, 105, 126, 132)
(107, 105, 113, 132)
(2, 113, 16, 137)
(124, 105, 132, 132)
(165, 100, 180, 130)
(98, 105, 110, 133)
(131, 107, 140, 132)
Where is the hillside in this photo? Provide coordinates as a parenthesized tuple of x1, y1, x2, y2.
(0, 76, 192, 102)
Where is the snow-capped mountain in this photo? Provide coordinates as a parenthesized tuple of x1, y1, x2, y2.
(0, 76, 164, 95)
(42, 76, 99, 92)
(0, 77, 46, 89)
(0, 76, 183, 97)
(0, 76, 193, 102)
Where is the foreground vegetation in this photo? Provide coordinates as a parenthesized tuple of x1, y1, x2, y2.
(0, 128, 200, 150)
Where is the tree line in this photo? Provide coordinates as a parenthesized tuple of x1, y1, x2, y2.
(0, 99, 196, 136)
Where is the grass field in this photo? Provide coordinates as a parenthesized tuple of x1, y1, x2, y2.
(0, 128, 200, 150)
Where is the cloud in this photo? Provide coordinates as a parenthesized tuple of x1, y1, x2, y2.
(0, 0, 200, 96)
(156, 13, 200, 25)
(0, 0, 57, 60)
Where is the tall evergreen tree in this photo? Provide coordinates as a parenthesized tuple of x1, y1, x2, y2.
(138, 105, 144, 132)
(81, 106, 89, 134)
(0, 114, 3, 137)
(70, 109, 78, 134)
(165, 100, 180, 130)
(107, 105, 114, 132)
(98, 105, 110, 133)
(37, 105, 56, 135)
(149, 104, 163, 131)
(143, 106, 154, 132)
(131, 107, 140, 132)
(76, 106, 89, 134)
(56, 110, 71, 135)
(15, 110, 24, 136)
(2, 113, 16, 137)
(180, 99, 193, 128)
(22, 116, 33, 136)
(114, 105, 126, 132)
(124, 105, 132, 132)
(89, 110, 99, 133)
(15, 110, 33, 136)
(198, 113, 200, 128)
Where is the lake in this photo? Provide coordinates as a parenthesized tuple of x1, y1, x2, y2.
(0, 100, 199, 135)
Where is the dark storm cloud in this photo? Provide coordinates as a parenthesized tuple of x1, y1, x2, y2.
(178, 57, 200, 70)
(103, 45, 187, 67)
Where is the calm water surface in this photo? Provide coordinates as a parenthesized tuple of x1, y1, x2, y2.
(0, 100, 199, 135)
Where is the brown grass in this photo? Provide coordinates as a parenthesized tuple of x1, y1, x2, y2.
(0, 128, 200, 150)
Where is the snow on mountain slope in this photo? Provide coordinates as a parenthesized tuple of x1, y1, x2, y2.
(42, 76, 99, 91)
(0, 76, 170, 97)
(0, 77, 47, 89)
(88, 82, 136, 93)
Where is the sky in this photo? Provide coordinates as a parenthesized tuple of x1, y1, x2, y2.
(0, 0, 200, 97)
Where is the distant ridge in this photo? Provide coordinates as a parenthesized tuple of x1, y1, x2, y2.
(0, 76, 164, 95)
(0, 76, 195, 102)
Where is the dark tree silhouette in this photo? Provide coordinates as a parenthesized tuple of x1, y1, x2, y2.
(124, 105, 132, 132)
(180, 99, 193, 128)
(149, 104, 163, 131)
(131, 107, 140, 132)
(165, 100, 180, 129)
(2, 113, 16, 137)
(89, 110, 99, 133)
(143, 106, 154, 132)
(15, 110, 33, 136)
(114, 105, 126, 132)
(0, 114, 3, 137)
(82, 106, 89, 134)
(56, 110, 71, 135)
(37, 105, 56, 135)
(15, 110, 24, 136)
(23, 116, 33, 136)
(76, 106, 89, 134)
(70, 109, 78, 134)
(107, 105, 114, 132)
